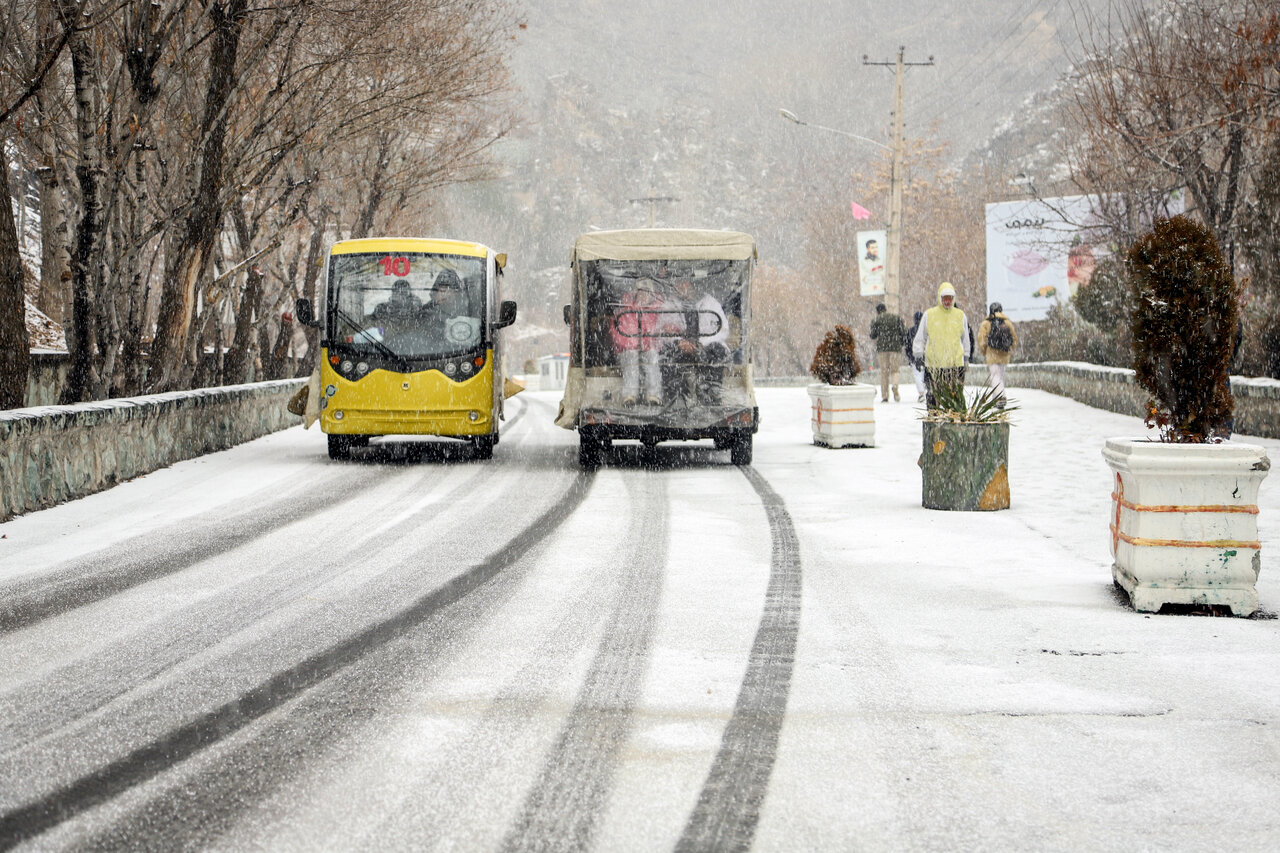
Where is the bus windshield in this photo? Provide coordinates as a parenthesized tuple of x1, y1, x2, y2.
(329, 252, 486, 359)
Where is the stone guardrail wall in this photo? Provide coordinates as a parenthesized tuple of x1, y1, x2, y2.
(0, 378, 305, 522)
(1003, 361, 1280, 440)
(860, 361, 1279, 439)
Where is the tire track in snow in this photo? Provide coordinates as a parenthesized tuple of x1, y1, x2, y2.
(500, 471, 669, 853)
(675, 466, 801, 853)
(0, 457, 501, 751)
(0, 395, 540, 637)
(0, 465, 389, 634)
(0, 467, 597, 851)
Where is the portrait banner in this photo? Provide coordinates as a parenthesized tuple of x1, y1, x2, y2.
(857, 230, 886, 296)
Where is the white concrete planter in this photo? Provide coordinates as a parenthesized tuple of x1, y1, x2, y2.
(808, 382, 876, 448)
(1103, 438, 1270, 616)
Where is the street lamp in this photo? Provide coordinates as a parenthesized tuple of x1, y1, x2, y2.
(778, 109, 892, 152)
(779, 107, 901, 315)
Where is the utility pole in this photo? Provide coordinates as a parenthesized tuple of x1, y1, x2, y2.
(629, 192, 679, 228)
(863, 47, 933, 316)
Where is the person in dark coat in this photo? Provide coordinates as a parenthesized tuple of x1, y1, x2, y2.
(869, 303, 907, 401)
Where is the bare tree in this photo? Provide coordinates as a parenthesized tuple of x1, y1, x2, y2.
(1064, 0, 1280, 262)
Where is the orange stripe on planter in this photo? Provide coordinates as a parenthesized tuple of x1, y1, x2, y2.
(1109, 492, 1258, 515)
(1110, 525, 1260, 549)
(811, 406, 874, 413)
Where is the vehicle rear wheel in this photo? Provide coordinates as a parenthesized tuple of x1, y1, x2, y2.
(713, 436, 733, 451)
(730, 433, 753, 466)
(472, 434, 495, 460)
(578, 434, 602, 469)
(327, 434, 353, 460)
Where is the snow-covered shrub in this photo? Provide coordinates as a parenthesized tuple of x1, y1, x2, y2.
(809, 326, 861, 386)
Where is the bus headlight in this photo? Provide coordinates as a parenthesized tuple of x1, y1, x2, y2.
(461, 361, 473, 374)
(341, 360, 353, 374)
(356, 362, 369, 374)
(445, 362, 457, 375)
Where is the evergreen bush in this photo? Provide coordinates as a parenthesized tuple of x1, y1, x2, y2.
(1126, 215, 1238, 442)
(810, 325, 861, 385)
(1073, 257, 1127, 332)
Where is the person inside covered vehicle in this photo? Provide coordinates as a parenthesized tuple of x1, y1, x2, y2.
(658, 275, 730, 406)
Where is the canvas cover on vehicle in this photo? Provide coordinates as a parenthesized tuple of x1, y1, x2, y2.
(571, 229, 756, 263)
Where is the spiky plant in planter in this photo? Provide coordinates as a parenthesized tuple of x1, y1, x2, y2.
(810, 325, 861, 385)
(1105, 215, 1269, 616)
(918, 379, 1015, 511)
(1127, 215, 1238, 442)
(807, 325, 874, 448)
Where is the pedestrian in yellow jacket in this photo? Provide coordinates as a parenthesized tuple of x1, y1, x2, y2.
(910, 282, 971, 408)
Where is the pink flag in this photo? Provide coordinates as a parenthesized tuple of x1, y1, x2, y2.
(850, 201, 872, 220)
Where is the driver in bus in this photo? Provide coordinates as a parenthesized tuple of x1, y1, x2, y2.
(659, 276, 730, 406)
(423, 269, 477, 347)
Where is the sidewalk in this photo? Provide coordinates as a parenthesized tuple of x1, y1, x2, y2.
(750, 386, 1280, 851)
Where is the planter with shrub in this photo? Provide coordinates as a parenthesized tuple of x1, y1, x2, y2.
(807, 325, 876, 448)
(1104, 215, 1270, 616)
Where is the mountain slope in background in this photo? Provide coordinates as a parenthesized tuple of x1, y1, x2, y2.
(431, 0, 1105, 363)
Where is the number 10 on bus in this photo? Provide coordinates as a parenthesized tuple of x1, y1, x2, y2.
(380, 255, 410, 276)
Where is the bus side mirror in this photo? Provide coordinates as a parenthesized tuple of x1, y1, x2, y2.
(296, 298, 320, 328)
(494, 252, 507, 271)
(562, 304, 571, 325)
(495, 299, 518, 329)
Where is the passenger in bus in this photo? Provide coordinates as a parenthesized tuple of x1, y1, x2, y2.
(372, 278, 422, 323)
(611, 279, 664, 406)
(372, 278, 426, 351)
(659, 276, 729, 406)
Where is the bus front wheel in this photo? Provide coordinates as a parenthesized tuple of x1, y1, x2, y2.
(328, 434, 353, 460)
(472, 435, 495, 460)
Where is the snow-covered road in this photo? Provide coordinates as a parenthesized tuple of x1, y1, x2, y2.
(0, 387, 1277, 851)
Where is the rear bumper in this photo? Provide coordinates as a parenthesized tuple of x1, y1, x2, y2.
(579, 406, 758, 442)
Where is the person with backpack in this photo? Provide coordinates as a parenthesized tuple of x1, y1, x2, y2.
(869, 303, 907, 402)
(904, 310, 926, 401)
(977, 301, 1018, 406)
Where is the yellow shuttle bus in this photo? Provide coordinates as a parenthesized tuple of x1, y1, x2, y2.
(296, 237, 518, 460)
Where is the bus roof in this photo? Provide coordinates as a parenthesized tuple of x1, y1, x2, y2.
(330, 237, 491, 258)
(572, 229, 756, 262)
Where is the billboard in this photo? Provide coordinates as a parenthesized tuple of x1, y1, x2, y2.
(984, 195, 1104, 322)
(856, 230, 886, 296)
(985, 192, 1186, 321)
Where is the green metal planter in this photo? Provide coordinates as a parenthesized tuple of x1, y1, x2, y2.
(920, 421, 1010, 511)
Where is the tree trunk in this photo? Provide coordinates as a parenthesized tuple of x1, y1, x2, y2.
(299, 208, 327, 373)
(224, 263, 262, 383)
(33, 1, 70, 324)
(920, 421, 1010, 511)
(0, 134, 31, 409)
(149, 0, 247, 391)
(58, 5, 105, 403)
